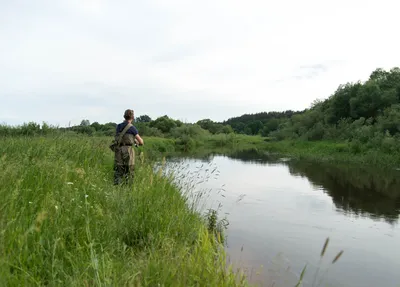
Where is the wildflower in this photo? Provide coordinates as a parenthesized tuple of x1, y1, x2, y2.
(67, 182, 73, 185)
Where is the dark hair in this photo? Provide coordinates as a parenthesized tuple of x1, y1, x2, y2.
(124, 109, 134, 120)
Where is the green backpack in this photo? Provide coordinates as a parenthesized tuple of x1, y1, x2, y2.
(109, 123, 132, 152)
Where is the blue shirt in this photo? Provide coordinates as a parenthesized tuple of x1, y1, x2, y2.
(116, 121, 139, 136)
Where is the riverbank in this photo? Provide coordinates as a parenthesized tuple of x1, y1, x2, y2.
(2, 134, 395, 285)
(260, 140, 400, 168)
(142, 135, 400, 168)
(0, 137, 250, 286)
(4, 126, 399, 168)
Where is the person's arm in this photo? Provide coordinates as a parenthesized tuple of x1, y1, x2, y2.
(135, 134, 144, 146)
(131, 126, 143, 146)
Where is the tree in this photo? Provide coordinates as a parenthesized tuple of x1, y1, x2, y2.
(136, 115, 152, 123)
(248, 120, 263, 135)
(221, 125, 234, 134)
(197, 119, 214, 131)
(80, 119, 90, 126)
(369, 68, 389, 82)
(90, 122, 101, 131)
(149, 115, 177, 133)
(349, 82, 384, 119)
(327, 82, 361, 124)
(377, 104, 400, 135)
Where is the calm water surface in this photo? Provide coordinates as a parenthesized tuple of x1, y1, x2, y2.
(167, 151, 400, 287)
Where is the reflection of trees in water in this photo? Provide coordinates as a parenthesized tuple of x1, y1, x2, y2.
(224, 150, 400, 224)
(287, 161, 400, 225)
(224, 149, 283, 165)
(166, 153, 214, 163)
(225, 150, 400, 224)
(170, 149, 400, 225)
(168, 149, 281, 164)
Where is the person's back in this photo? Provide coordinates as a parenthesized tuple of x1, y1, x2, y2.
(113, 109, 144, 185)
(116, 121, 139, 146)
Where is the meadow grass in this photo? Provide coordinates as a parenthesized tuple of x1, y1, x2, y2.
(260, 140, 400, 168)
(0, 135, 251, 286)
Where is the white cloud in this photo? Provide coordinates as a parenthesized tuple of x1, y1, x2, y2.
(1, 0, 399, 126)
(71, 0, 109, 16)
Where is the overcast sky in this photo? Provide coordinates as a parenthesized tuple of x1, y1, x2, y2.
(1, 0, 399, 126)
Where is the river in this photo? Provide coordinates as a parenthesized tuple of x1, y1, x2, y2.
(166, 150, 400, 287)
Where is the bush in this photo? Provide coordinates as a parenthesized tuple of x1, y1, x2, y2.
(381, 132, 398, 153)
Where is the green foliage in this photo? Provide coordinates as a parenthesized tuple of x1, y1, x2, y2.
(80, 119, 90, 126)
(170, 124, 209, 152)
(266, 67, 400, 146)
(206, 209, 228, 245)
(149, 115, 178, 133)
(222, 124, 234, 134)
(223, 110, 299, 135)
(376, 104, 400, 135)
(2, 66, 400, 166)
(135, 122, 164, 137)
(196, 119, 214, 131)
(135, 115, 152, 123)
(0, 137, 251, 286)
(90, 121, 102, 131)
(260, 139, 400, 167)
(197, 119, 234, 134)
(170, 124, 208, 139)
(0, 122, 60, 137)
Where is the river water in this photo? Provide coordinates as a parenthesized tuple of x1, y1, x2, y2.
(166, 150, 400, 287)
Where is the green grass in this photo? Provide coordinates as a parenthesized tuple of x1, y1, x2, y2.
(144, 133, 400, 168)
(136, 133, 400, 168)
(0, 135, 251, 286)
(260, 140, 400, 168)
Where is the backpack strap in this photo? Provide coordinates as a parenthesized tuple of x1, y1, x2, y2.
(116, 123, 133, 145)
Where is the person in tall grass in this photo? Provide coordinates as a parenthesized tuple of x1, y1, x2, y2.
(114, 109, 144, 185)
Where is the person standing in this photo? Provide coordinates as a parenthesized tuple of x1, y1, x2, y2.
(113, 109, 144, 185)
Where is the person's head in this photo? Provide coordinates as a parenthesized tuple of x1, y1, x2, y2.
(124, 109, 134, 122)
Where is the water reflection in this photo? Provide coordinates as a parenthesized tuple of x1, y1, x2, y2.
(185, 149, 400, 225)
(167, 149, 400, 286)
(287, 161, 400, 225)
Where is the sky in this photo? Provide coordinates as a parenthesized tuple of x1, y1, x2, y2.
(1, 0, 399, 127)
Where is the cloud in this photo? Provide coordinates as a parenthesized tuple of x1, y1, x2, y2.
(1, 0, 400, 126)
(71, 0, 108, 16)
(297, 64, 328, 79)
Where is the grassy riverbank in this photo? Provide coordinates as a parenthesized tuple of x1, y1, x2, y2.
(3, 120, 400, 168)
(259, 140, 400, 168)
(0, 136, 250, 286)
(143, 134, 400, 168)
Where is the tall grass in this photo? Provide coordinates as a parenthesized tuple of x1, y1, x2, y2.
(0, 135, 251, 286)
(3, 121, 400, 167)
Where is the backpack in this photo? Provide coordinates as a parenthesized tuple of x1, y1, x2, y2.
(109, 123, 132, 152)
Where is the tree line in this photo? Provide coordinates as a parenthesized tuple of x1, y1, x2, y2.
(267, 67, 400, 152)
(2, 67, 400, 151)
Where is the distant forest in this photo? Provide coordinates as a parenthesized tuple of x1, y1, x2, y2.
(2, 67, 400, 148)
(223, 67, 400, 138)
